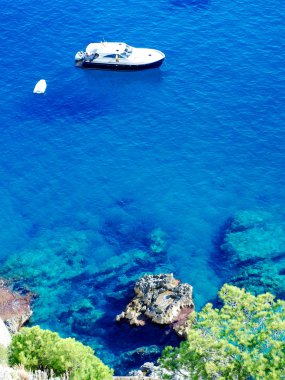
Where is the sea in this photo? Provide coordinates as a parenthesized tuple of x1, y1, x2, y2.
(0, 0, 285, 374)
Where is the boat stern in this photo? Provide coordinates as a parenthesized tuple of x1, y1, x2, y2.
(75, 51, 86, 66)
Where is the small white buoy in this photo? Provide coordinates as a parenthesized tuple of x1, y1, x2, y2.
(33, 79, 47, 94)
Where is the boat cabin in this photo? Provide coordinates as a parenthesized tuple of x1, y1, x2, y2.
(86, 42, 133, 60)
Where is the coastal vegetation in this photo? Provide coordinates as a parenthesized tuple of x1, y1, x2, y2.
(159, 284, 285, 379)
(2, 210, 285, 377)
(9, 326, 113, 380)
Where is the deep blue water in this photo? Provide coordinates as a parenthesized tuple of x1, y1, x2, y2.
(1, 0, 285, 373)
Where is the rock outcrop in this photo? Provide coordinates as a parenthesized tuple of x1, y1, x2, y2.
(115, 345, 161, 375)
(128, 361, 160, 378)
(116, 274, 194, 336)
(0, 281, 32, 334)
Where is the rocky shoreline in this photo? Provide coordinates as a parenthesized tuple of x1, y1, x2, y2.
(0, 271, 190, 378)
(0, 280, 32, 335)
(1, 208, 285, 377)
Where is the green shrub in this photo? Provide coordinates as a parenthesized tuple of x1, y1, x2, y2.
(9, 326, 113, 380)
(159, 284, 285, 379)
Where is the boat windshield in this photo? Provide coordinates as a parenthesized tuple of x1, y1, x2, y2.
(125, 44, 133, 56)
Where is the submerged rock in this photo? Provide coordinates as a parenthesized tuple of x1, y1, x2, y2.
(149, 228, 168, 253)
(116, 274, 194, 336)
(0, 220, 175, 373)
(221, 210, 285, 265)
(221, 210, 285, 298)
(230, 257, 285, 298)
(69, 299, 103, 336)
(1, 229, 91, 288)
(0, 229, 93, 329)
(227, 210, 274, 232)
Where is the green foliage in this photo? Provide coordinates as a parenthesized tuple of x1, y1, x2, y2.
(159, 284, 285, 379)
(9, 326, 113, 380)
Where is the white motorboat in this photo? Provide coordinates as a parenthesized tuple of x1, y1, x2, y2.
(75, 42, 165, 70)
(33, 79, 47, 94)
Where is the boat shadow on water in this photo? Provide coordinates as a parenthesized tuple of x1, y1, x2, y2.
(170, 0, 210, 10)
(81, 67, 165, 85)
(19, 69, 164, 123)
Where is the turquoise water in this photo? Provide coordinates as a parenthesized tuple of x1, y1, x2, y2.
(1, 0, 285, 373)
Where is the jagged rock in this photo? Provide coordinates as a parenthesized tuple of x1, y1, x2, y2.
(0, 216, 175, 373)
(129, 362, 158, 377)
(115, 345, 161, 374)
(130, 361, 189, 380)
(0, 282, 32, 334)
(116, 274, 194, 336)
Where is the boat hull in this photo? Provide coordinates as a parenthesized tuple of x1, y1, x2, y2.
(33, 79, 47, 94)
(77, 58, 164, 70)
